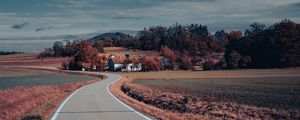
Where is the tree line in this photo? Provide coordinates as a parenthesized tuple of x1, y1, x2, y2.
(41, 19, 300, 70)
(131, 19, 300, 69)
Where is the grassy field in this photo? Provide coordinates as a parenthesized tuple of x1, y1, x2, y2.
(133, 77, 300, 110)
(115, 69, 300, 119)
(0, 67, 96, 89)
(121, 69, 300, 80)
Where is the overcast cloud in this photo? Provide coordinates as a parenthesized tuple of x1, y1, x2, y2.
(0, 0, 299, 39)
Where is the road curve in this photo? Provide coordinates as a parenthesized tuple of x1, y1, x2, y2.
(50, 71, 151, 120)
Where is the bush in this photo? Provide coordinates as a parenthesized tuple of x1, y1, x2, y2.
(142, 57, 161, 71)
(240, 56, 252, 68)
(38, 49, 53, 58)
(68, 60, 82, 70)
(203, 60, 217, 70)
(226, 50, 241, 69)
(61, 62, 69, 70)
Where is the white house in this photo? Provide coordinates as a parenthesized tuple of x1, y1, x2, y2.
(122, 63, 142, 72)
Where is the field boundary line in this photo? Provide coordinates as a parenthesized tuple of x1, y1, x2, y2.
(106, 74, 152, 120)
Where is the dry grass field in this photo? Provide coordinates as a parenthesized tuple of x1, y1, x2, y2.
(112, 69, 300, 119)
(0, 52, 71, 68)
(0, 52, 39, 61)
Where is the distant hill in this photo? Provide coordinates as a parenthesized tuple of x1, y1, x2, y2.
(89, 32, 135, 47)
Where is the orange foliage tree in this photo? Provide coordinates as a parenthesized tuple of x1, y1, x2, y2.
(140, 57, 161, 71)
(160, 46, 176, 65)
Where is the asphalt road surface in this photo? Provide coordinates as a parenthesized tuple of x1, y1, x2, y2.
(50, 72, 151, 120)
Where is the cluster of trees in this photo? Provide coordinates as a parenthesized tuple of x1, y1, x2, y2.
(39, 40, 105, 70)
(132, 20, 300, 69)
(39, 40, 104, 58)
(43, 19, 299, 70)
(225, 19, 300, 68)
(89, 32, 135, 47)
(160, 46, 193, 70)
(133, 24, 221, 62)
(61, 40, 106, 70)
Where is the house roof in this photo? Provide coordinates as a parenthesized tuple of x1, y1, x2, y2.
(110, 58, 124, 64)
(81, 62, 90, 68)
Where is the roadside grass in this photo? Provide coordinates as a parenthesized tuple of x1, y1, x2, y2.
(0, 80, 97, 120)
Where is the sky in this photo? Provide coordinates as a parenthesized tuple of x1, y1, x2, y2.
(0, 0, 300, 51)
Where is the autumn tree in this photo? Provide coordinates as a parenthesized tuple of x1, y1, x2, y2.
(141, 57, 161, 71)
(76, 40, 98, 69)
(177, 51, 193, 69)
(160, 46, 176, 65)
(94, 55, 107, 71)
(229, 31, 243, 39)
(93, 41, 104, 53)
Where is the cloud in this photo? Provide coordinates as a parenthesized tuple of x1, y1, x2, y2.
(11, 22, 29, 29)
(1, 0, 300, 40)
(35, 26, 55, 32)
(112, 16, 142, 20)
(35, 28, 45, 32)
(48, 26, 54, 29)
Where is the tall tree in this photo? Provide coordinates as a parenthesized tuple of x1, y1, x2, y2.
(52, 41, 64, 57)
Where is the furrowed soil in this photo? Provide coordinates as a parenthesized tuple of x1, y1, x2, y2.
(133, 77, 300, 110)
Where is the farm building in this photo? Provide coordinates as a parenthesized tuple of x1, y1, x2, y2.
(108, 58, 124, 71)
(108, 54, 142, 72)
(122, 63, 142, 72)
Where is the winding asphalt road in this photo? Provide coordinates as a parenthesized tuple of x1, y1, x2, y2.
(50, 72, 151, 120)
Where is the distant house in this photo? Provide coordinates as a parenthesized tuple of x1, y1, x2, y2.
(108, 53, 143, 72)
(122, 63, 142, 72)
(108, 58, 124, 71)
(159, 56, 179, 70)
(159, 56, 169, 65)
(108, 54, 117, 59)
